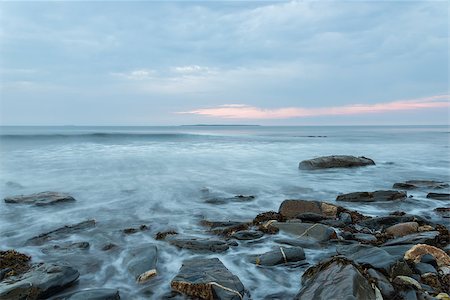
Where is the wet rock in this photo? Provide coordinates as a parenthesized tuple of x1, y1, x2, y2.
(298, 155, 375, 170)
(386, 222, 419, 237)
(0, 263, 79, 300)
(122, 224, 148, 234)
(101, 243, 117, 251)
(393, 275, 422, 290)
(359, 214, 433, 231)
(435, 207, 450, 218)
(393, 180, 449, 190)
(124, 244, 158, 283)
(249, 247, 306, 266)
(414, 262, 437, 275)
(427, 193, 450, 200)
(383, 231, 439, 246)
(353, 233, 377, 242)
(278, 200, 337, 219)
(294, 257, 376, 300)
(155, 230, 178, 240)
(296, 213, 327, 222)
(274, 238, 320, 249)
(252, 211, 284, 224)
(204, 195, 255, 205)
(26, 220, 96, 246)
(421, 254, 438, 267)
(336, 190, 407, 202)
(404, 244, 450, 267)
(231, 230, 263, 240)
(51, 288, 120, 299)
(0, 250, 31, 279)
(167, 237, 229, 253)
(42, 242, 90, 254)
(201, 220, 250, 237)
(4, 192, 75, 206)
(171, 258, 245, 300)
(272, 222, 336, 242)
(339, 212, 352, 224)
(367, 268, 396, 299)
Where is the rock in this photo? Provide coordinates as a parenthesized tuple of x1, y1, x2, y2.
(231, 231, 263, 240)
(296, 213, 327, 222)
(274, 238, 320, 249)
(278, 200, 337, 219)
(393, 275, 422, 290)
(42, 242, 90, 254)
(427, 193, 450, 200)
(298, 155, 375, 170)
(249, 247, 306, 266)
(122, 224, 148, 234)
(201, 220, 250, 237)
(204, 195, 255, 205)
(167, 237, 229, 253)
(367, 268, 396, 299)
(4, 192, 75, 206)
(421, 254, 438, 267)
(336, 190, 407, 202)
(272, 222, 336, 242)
(51, 288, 120, 299)
(26, 220, 96, 246)
(436, 293, 450, 300)
(339, 212, 352, 224)
(0, 250, 31, 279)
(155, 230, 178, 240)
(294, 257, 376, 300)
(414, 262, 437, 275)
(0, 263, 79, 300)
(124, 244, 158, 283)
(383, 231, 439, 246)
(435, 208, 450, 218)
(386, 222, 419, 237)
(171, 258, 245, 300)
(359, 215, 432, 231)
(404, 244, 450, 267)
(252, 211, 284, 224)
(393, 180, 449, 190)
(353, 233, 377, 242)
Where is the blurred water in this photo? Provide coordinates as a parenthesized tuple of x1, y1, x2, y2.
(0, 125, 449, 299)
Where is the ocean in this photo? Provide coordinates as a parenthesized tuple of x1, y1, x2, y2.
(0, 125, 449, 299)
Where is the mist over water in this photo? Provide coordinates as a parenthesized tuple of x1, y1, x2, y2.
(0, 125, 449, 299)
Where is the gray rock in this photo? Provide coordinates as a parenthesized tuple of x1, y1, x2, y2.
(249, 247, 306, 266)
(393, 180, 449, 190)
(358, 215, 433, 231)
(298, 155, 375, 170)
(278, 200, 338, 219)
(274, 238, 320, 249)
(0, 263, 79, 300)
(42, 241, 90, 254)
(339, 212, 352, 224)
(4, 192, 75, 206)
(171, 258, 245, 300)
(294, 257, 376, 300)
(123, 244, 158, 283)
(204, 195, 255, 205)
(367, 268, 396, 299)
(382, 231, 439, 246)
(426, 193, 450, 200)
(336, 190, 407, 202)
(26, 220, 96, 246)
(272, 222, 336, 242)
(413, 263, 437, 275)
(353, 233, 377, 242)
(51, 289, 120, 300)
(168, 237, 229, 253)
(231, 231, 263, 240)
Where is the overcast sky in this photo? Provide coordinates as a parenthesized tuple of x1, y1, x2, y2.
(0, 1, 448, 125)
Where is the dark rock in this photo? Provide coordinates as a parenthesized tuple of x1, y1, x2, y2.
(171, 258, 245, 300)
(231, 231, 263, 240)
(42, 242, 90, 254)
(278, 200, 338, 219)
(420, 254, 438, 268)
(427, 193, 450, 200)
(294, 257, 376, 300)
(353, 233, 377, 242)
(339, 212, 352, 224)
(253, 211, 284, 224)
(167, 237, 229, 253)
(204, 195, 255, 205)
(0, 263, 79, 299)
(122, 225, 148, 235)
(336, 190, 407, 202)
(272, 222, 336, 242)
(435, 207, 450, 218)
(26, 220, 96, 246)
(359, 215, 433, 231)
(393, 180, 449, 190)
(393, 275, 422, 290)
(4, 192, 75, 206)
(296, 213, 327, 222)
(298, 155, 375, 170)
(414, 262, 437, 275)
(382, 231, 439, 246)
(249, 247, 305, 266)
(124, 244, 157, 283)
(390, 261, 414, 278)
(201, 220, 250, 237)
(274, 238, 320, 249)
(155, 230, 178, 240)
(51, 288, 120, 300)
(367, 268, 396, 299)
(101, 243, 117, 251)
(0, 250, 31, 279)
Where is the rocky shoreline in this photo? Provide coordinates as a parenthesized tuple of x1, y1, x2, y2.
(1, 155, 449, 300)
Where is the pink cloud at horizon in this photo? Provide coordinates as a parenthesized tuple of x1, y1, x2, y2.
(177, 94, 450, 119)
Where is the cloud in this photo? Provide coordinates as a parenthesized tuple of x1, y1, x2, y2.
(178, 95, 449, 119)
(111, 69, 156, 80)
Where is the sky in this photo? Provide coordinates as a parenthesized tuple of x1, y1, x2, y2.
(0, 1, 448, 126)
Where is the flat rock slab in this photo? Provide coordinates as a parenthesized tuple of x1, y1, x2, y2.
(358, 214, 432, 231)
(249, 246, 305, 266)
(231, 230, 263, 240)
(4, 192, 75, 206)
(272, 222, 336, 242)
(336, 190, 407, 202)
(278, 200, 338, 219)
(26, 220, 96, 246)
(171, 258, 245, 300)
(427, 193, 450, 200)
(298, 155, 375, 170)
(294, 257, 375, 300)
(382, 231, 439, 246)
(124, 244, 158, 283)
(204, 195, 255, 205)
(168, 237, 229, 253)
(393, 180, 449, 190)
(51, 288, 120, 300)
(0, 263, 79, 300)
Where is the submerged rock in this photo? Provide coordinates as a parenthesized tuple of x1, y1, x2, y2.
(204, 195, 255, 205)
(167, 237, 229, 253)
(427, 193, 450, 201)
(124, 244, 158, 283)
(171, 258, 245, 300)
(249, 246, 306, 266)
(231, 230, 263, 240)
(201, 220, 250, 237)
(393, 180, 449, 190)
(272, 222, 336, 242)
(51, 288, 120, 300)
(41, 241, 90, 254)
(26, 220, 96, 246)
(298, 155, 375, 170)
(336, 190, 407, 202)
(294, 257, 375, 300)
(0, 263, 79, 300)
(4, 192, 75, 206)
(278, 200, 338, 219)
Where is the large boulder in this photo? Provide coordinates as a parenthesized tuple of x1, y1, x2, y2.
(167, 237, 229, 253)
(26, 220, 96, 246)
(298, 155, 375, 170)
(272, 222, 336, 242)
(0, 263, 79, 300)
(123, 244, 158, 283)
(278, 200, 338, 219)
(336, 190, 407, 202)
(51, 289, 120, 300)
(171, 258, 245, 300)
(249, 246, 305, 266)
(393, 180, 449, 190)
(4, 192, 75, 206)
(294, 257, 376, 300)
